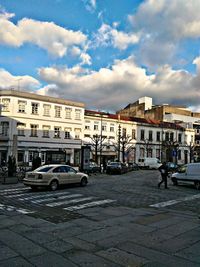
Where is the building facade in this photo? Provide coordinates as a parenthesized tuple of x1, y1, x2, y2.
(0, 90, 85, 166)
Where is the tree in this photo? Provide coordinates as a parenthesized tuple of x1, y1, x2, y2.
(88, 134, 107, 164)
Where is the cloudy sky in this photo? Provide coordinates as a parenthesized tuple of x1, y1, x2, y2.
(0, 0, 200, 112)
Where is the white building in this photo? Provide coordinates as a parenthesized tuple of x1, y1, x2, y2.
(0, 90, 85, 166)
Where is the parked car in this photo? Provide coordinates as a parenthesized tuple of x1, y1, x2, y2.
(171, 163, 200, 189)
(166, 162, 180, 173)
(128, 162, 140, 171)
(138, 157, 162, 169)
(23, 164, 88, 191)
(106, 162, 128, 174)
(88, 162, 101, 173)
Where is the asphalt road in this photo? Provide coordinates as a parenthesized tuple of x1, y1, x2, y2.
(0, 170, 200, 266)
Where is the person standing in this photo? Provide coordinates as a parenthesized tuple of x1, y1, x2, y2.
(158, 162, 169, 189)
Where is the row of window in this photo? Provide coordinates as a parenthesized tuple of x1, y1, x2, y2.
(0, 98, 82, 120)
(140, 129, 182, 143)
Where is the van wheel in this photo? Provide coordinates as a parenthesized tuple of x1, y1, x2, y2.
(50, 180, 59, 191)
(172, 177, 178, 186)
(194, 181, 200, 190)
(80, 177, 87, 187)
(31, 185, 38, 191)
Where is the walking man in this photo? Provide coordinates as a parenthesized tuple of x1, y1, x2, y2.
(158, 162, 169, 189)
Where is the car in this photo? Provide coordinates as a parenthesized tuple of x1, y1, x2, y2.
(88, 162, 101, 173)
(23, 164, 88, 191)
(128, 162, 140, 171)
(166, 162, 180, 173)
(106, 162, 128, 174)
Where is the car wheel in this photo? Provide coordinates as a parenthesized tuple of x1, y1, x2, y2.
(31, 185, 38, 191)
(50, 180, 59, 191)
(80, 177, 88, 187)
(194, 181, 200, 190)
(171, 177, 178, 186)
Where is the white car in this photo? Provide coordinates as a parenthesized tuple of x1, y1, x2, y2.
(23, 164, 88, 191)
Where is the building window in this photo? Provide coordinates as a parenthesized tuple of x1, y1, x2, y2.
(170, 132, 174, 141)
(64, 128, 71, 139)
(149, 131, 153, 141)
(30, 124, 38, 137)
(178, 133, 182, 143)
(85, 125, 90, 130)
(110, 124, 115, 132)
(140, 147, 144, 157)
(156, 149, 160, 159)
(2, 98, 10, 112)
(94, 124, 99, 130)
(75, 128, 81, 139)
(178, 150, 182, 160)
(42, 125, 50, 138)
(122, 128, 126, 137)
(17, 123, 25, 136)
(132, 129, 136, 139)
(55, 106, 62, 118)
(0, 122, 9, 136)
(165, 132, 169, 141)
(84, 134, 90, 138)
(156, 132, 160, 142)
(43, 104, 51, 116)
(102, 123, 107, 131)
(140, 130, 145, 140)
(75, 109, 81, 120)
(18, 101, 26, 113)
(54, 127, 61, 138)
(65, 108, 72, 119)
(31, 103, 39, 115)
(147, 148, 152, 157)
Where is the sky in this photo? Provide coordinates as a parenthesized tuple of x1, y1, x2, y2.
(0, 0, 200, 112)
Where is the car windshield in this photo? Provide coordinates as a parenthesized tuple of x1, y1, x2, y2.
(34, 166, 53, 173)
(178, 165, 186, 173)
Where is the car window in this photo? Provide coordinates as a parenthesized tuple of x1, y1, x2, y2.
(66, 166, 76, 173)
(34, 166, 52, 172)
(53, 166, 67, 173)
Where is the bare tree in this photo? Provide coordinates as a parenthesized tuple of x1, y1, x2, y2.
(88, 134, 107, 163)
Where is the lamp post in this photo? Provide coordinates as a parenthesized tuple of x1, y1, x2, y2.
(117, 124, 121, 162)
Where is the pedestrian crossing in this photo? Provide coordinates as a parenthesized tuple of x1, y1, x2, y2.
(0, 186, 116, 214)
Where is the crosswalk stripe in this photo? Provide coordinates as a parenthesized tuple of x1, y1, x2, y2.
(31, 194, 83, 204)
(64, 199, 116, 211)
(0, 187, 28, 194)
(46, 197, 94, 207)
(18, 191, 70, 201)
(0, 203, 34, 214)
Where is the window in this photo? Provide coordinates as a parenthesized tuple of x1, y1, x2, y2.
(75, 109, 81, 120)
(18, 101, 26, 113)
(102, 123, 107, 131)
(178, 150, 182, 160)
(140, 130, 145, 140)
(84, 134, 90, 138)
(147, 148, 152, 157)
(2, 98, 10, 112)
(75, 128, 81, 139)
(149, 131, 153, 141)
(0, 122, 9, 136)
(42, 125, 50, 137)
(54, 127, 61, 138)
(110, 124, 114, 132)
(156, 131, 160, 142)
(31, 103, 39, 115)
(17, 123, 25, 136)
(65, 108, 72, 119)
(140, 147, 144, 157)
(178, 133, 182, 143)
(85, 125, 90, 130)
(170, 132, 174, 141)
(30, 124, 38, 137)
(165, 132, 169, 141)
(94, 124, 99, 130)
(132, 129, 136, 139)
(55, 106, 62, 118)
(156, 149, 160, 159)
(43, 104, 51, 116)
(122, 128, 126, 137)
(65, 128, 71, 139)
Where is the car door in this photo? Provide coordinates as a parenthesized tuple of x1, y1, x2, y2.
(52, 166, 66, 185)
(66, 166, 80, 183)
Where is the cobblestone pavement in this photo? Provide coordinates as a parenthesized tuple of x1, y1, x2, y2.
(0, 170, 200, 266)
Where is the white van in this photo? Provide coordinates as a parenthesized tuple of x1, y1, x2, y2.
(138, 157, 162, 169)
(171, 163, 200, 189)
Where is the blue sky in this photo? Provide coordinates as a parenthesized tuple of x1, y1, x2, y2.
(0, 0, 200, 111)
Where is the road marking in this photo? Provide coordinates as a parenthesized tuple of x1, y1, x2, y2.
(0, 203, 34, 214)
(46, 197, 94, 207)
(150, 194, 200, 208)
(0, 187, 28, 194)
(64, 199, 116, 211)
(18, 191, 70, 201)
(32, 194, 83, 204)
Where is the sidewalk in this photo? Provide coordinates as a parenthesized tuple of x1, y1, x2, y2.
(0, 183, 199, 266)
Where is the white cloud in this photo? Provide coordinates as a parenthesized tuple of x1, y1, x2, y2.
(92, 23, 139, 50)
(37, 56, 200, 111)
(0, 69, 40, 91)
(128, 0, 200, 67)
(82, 0, 96, 13)
(0, 14, 87, 58)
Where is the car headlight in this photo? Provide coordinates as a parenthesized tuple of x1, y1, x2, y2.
(38, 174, 43, 179)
